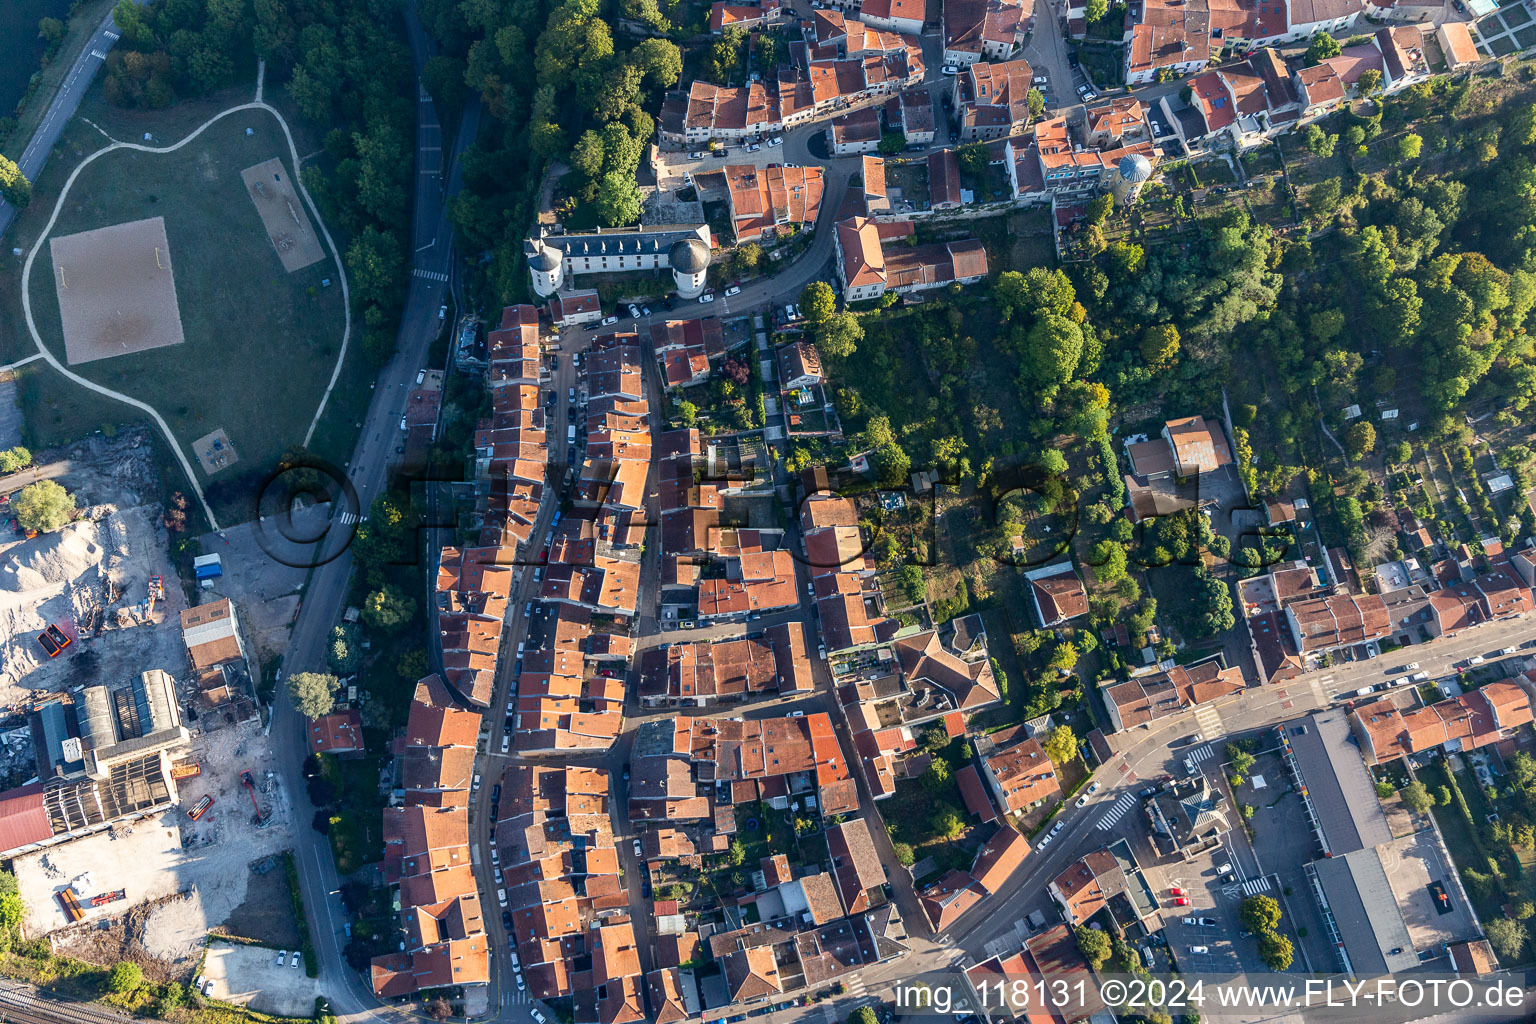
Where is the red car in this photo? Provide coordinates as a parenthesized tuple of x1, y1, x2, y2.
(1170, 886, 1186, 897)
(1171, 897, 1190, 906)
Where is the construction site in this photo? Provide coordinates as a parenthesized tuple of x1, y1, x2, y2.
(0, 429, 305, 982)
(14, 715, 297, 979)
(0, 432, 186, 710)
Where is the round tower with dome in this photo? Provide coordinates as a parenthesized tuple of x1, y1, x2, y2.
(669, 237, 710, 299)
(1109, 153, 1154, 207)
(525, 235, 565, 297)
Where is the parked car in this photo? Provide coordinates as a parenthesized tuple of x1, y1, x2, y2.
(276, 950, 288, 966)
(1170, 886, 1186, 896)
(1171, 897, 1190, 906)
(473, 773, 481, 790)
(1050, 820, 1066, 836)
(942, 64, 960, 75)
(1197, 917, 1217, 926)
(498, 888, 508, 906)
(1033, 75, 1048, 84)
(641, 305, 651, 316)
(601, 315, 618, 326)
(1405, 662, 1420, 671)
(786, 709, 806, 718)
(1189, 945, 1209, 955)
(1086, 782, 1100, 795)
(627, 304, 641, 318)
(290, 951, 301, 968)
(748, 143, 762, 151)
(725, 286, 741, 296)
(500, 734, 510, 753)
(699, 292, 715, 303)
(1075, 794, 1090, 808)
(1502, 646, 1518, 655)
(766, 136, 782, 147)
(438, 305, 447, 320)
(532, 1008, 547, 1024)
(1035, 834, 1052, 852)
(633, 839, 644, 857)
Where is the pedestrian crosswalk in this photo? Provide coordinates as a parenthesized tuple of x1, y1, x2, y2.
(1187, 743, 1216, 765)
(413, 268, 449, 282)
(1239, 876, 1272, 896)
(1193, 703, 1224, 738)
(1096, 791, 1137, 831)
(338, 511, 365, 525)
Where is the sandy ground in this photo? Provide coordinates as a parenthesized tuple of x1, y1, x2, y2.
(0, 505, 188, 708)
(0, 430, 190, 727)
(28, 718, 296, 975)
(49, 217, 186, 365)
(240, 158, 324, 273)
(202, 941, 324, 1016)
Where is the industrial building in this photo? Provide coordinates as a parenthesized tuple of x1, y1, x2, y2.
(0, 671, 188, 860)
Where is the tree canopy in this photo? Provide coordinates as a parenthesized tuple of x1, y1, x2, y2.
(13, 481, 74, 534)
(287, 671, 340, 719)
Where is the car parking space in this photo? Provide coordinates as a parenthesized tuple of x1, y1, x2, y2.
(1241, 746, 1339, 970)
(653, 140, 791, 189)
(1146, 849, 1242, 973)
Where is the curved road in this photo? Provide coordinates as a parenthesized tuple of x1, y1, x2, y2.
(0, 2, 147, 241)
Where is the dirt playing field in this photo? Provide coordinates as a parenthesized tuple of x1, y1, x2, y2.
(240, 159, 324, 273)
(49, 217, 185, 366)
(192, 427, 239, 477)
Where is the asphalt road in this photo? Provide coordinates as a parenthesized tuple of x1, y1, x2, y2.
(0, 2, 146, 241)
(268, 3, 476, 1019)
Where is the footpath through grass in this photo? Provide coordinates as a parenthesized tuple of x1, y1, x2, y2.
(22, 105, 347, 525)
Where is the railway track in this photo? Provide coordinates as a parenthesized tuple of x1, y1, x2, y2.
(0, 983, 130, 1024)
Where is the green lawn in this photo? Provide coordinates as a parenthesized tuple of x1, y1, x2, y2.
(19, 105, 348, 525)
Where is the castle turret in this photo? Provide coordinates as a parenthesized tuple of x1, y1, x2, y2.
(669, 237, 710, 299)
(525, 236, 564, 297)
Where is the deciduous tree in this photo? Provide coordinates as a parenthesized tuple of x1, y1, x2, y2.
(287, 671, 339, 719)
(1305, 32, 1340, 65)
(1044, 724, 1077, 764)
(1075, 926, 1112, 969)
(363, 585, 417, 631)
(13, 481, 74, 534)
(0, 154, 32, 209)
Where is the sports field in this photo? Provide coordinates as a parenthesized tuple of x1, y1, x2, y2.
(50, 216, 185, 364)
(23, 107, 348, 523)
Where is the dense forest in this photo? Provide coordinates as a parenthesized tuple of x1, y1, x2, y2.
(416, 0, 683, 302)
(104, 0, 416, 364)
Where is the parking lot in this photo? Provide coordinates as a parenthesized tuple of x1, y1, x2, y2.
(652, 139, 793, 190)
(201, 940, 324, 1017)
(1151, 848, 1246, 975)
